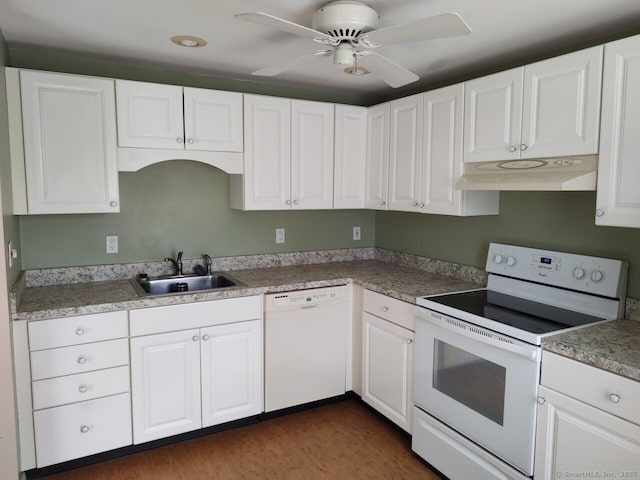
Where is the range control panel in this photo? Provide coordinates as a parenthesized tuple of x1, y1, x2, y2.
(486, 243, 628, 298)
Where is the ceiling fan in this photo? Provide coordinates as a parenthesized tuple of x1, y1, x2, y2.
(235, 1, 471, 88)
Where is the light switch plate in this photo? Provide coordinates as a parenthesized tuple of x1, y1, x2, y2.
(353, 226, 361, 241)
(275, 228, 285, 244)
(106, 235, 118, 254)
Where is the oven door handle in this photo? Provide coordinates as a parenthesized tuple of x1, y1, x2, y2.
(419, 311, 540, 361)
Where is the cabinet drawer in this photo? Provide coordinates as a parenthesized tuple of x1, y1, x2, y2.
(541, 351, 640, 425)
(28, 311, 128, 351)
(32, 366, 130, 410)
(31, 338, 129, 381)
(34, 393, 132, 467)
(363, 290, 415, 331)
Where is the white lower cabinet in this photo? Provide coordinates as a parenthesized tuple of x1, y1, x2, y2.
(26, 311, 131, 468)
(361, 290, 415, 432)
(534, 352, 640, 479)
(129, 297, 263, 444)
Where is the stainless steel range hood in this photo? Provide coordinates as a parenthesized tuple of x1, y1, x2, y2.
(455, 155, 597, 191)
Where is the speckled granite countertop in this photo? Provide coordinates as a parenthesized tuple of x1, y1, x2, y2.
(13, 260, 481, 321)
(542, 320, 640, 381)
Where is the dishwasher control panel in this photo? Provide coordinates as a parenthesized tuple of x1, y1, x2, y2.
(268, 285, 347, 308)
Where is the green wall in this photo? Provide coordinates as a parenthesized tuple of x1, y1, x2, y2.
(0, 32, 21, 288)
(376, 191, 640, 299)
(19, 161, 375, 268)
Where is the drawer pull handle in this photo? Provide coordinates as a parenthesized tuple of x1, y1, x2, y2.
(77, 355, 88, 365)
(537, 396, 546, 405)
(609, 393, 621, 404)
(382, 306, 389, 312)
(80, 425, 90, 433)
(78, 385, 88, 393)
(75, 328, 85, 336)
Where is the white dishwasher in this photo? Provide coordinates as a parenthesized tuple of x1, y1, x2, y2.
(264, 285, 349, 412)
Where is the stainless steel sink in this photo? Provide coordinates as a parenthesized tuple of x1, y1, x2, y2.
(131, 273, 243, 296)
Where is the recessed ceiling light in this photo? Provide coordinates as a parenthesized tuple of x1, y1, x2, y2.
(171, 35, 207, 48)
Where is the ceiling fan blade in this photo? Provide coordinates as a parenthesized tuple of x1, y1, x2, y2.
(251, 51, 331, 77)
(359, 13, 471, 48)
(235, 12, 334, 43)
(357, 51, 419, 88)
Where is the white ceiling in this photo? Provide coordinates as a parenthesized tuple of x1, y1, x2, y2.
(1, 0, 640, 101)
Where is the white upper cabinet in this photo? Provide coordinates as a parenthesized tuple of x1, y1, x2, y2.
(15, 69, 120, 214)
(334, 105, 367, 209)
(388, 94, 423, 212)
(464, 46, 603, 163)
(421, 84, 499, 216)
(365, 103, 390, 210)
(116, 80, 242, 152)
(231, 95, 334, 210)
(596, 34, 640, 228)
(291, 99, 335, 210)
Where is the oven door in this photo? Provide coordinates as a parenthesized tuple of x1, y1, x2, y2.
(414, 307, 540, 476)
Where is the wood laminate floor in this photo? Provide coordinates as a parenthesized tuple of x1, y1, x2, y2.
(40, 399, 442, 480)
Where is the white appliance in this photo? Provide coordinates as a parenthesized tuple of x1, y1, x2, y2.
(264, 285, 349, 412)
(412, 243, 628, 480)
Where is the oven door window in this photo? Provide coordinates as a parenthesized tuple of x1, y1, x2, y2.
(433, 339, 506, 426)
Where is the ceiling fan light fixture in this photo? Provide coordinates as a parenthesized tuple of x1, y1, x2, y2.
(344, 65, 370, 75)
(171, 35, 207, 48)
(333, 43, 355, 67)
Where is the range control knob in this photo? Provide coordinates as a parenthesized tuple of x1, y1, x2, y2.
(506, 256, 517, 266)
(573, 267, 586, 280)
(590, 270, 605, 282)
(494, 254, 504, 264)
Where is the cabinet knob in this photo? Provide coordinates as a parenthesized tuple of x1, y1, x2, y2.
(380, 201, 386, 206)
(596, 209, 605, 217)
(412, 202, 418, 207)
(407, 339, 413, 344)
(202, 334, 210, 341)
(609, 393, 621, 404)
(382, 306, 389, 312)
(78, 385, 88, 394)
(520, 144, 528, 151)
(192, 335, 199, 342)
(187, 138, 194, 144)
(293, 199, 299, 205)
(77, 355, 88, 365)
(419, 203, 425, 208)
(177, 137, 184, 144)
(285, 200, 291, 205)
(537, 396, 546, 405)
(509, 145, 517, 153)
(75, 328, 85, 336)
(80, 425, 90, 433)
(110, 201, 118, 208)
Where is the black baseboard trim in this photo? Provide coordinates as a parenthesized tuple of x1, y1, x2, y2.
(24, 392, 358, 479)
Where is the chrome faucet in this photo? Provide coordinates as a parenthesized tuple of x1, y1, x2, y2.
(203, 254, 212, 275)
(165, 251, 183, 276)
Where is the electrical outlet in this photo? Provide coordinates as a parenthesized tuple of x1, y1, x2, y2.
(353, 226, 361, 241)
(275, 228, 285, 244)
(106, 235, 118, 254)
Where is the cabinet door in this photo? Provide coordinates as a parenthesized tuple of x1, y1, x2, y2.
(291, 100, 334, 209)
(420, 84, 464, 215)
(388, 94, 423, 212)
(243, 95, 291, 210)
(20, 70, 119, 214)
(115, 80, 184, 149)
(522, 46, 602, 158)
(130, 329, 201, 444)
(596, 35, 640, 227)
(365, 103, 390, 210)
(183, 87, 243, 152)
(362, 312, 414, 432)
(200, 320, 262, 427)
(534, 386, 640, 480)
(334, 105, 367, 209)
(464, 68, 523, 163)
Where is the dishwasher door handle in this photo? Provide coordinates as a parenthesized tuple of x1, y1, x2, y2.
(300, 304, 319, 309)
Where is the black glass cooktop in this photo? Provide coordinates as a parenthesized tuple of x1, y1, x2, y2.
(426, 289, 606, 335)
